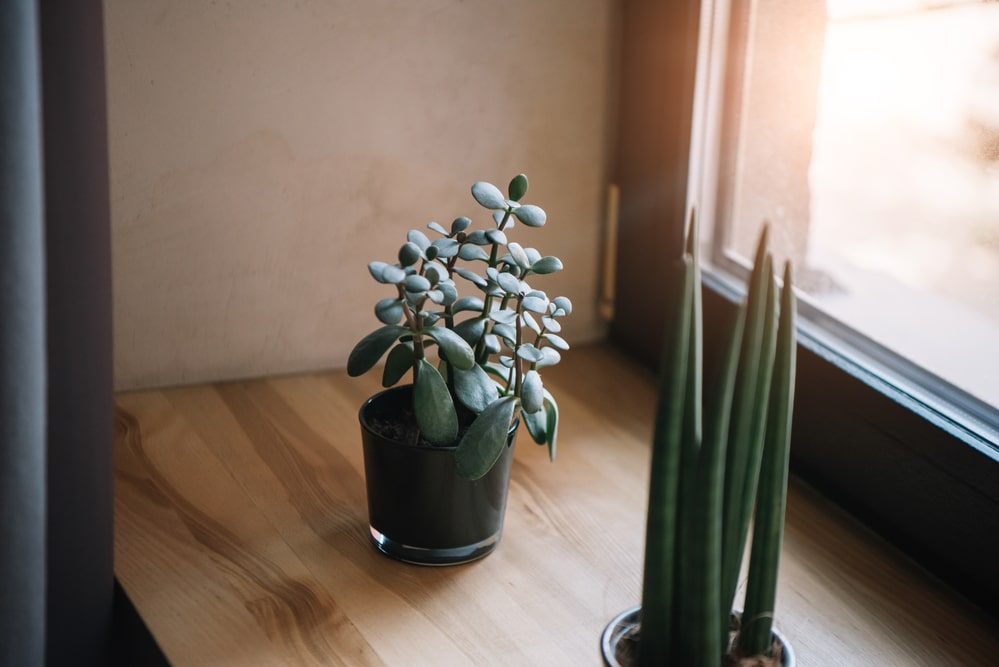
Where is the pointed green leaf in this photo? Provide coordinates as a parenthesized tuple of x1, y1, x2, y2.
(471, 181, 507, 210)
(740, 261, 797, 657)
(347, 326, 406, 377)
(426, 327, 475, 370)
(524, 402, 548, 444)
(414, 359, 458, 444)
(543, 390, 559, 461)
(382, 342, 414, 387)
(508, 174, 528, 201)
(455, 396, 517, 479)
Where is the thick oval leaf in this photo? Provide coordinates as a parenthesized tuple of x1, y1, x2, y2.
(382, 342, 414, 386)
(368, 261, 390, 282)
(522, 311, 541, 335)
(490, 323, 516, 345)
(507, 242, 530, 270)
(404, 274, 431, 292)
(347, 325, 406, 376)
(492, 211, 509, 228)
(375, 298, 404, 325)
(451, 216, 472, 234)
(425, 245, 439, 261)
(407, 229, 431, 250)
(485, 228, 508, 245)
(454, 267, 487, 288)
(381, 264, 407, 284)
(452, 296, 485, 313)
(466, 230, 490, 246)
(438, 281, 458, 306)
(427, 220, 449, 236)
(453, 364, 499, 414)
(542, 316, 562, 333)
(516, 344, 544, 363)
(552, 296, 573, 316)
(459, 244, 489, 262)
(522, 296, 548, 314)
(536, 347, 562, 368)
(508, 173, 528, 201)
(431, 237, 459, 258)
(426, 290, 445, 304)
(497, 272, 523, 295)
(513, 204, 546, 227)
(426, 327, 475, 370)
(489, 309, 519, 326)
(544, 333, 570, 350)
(455, 396, 518, 479)
(398, 242, 422, 267)
(531, 256, 563, 274)
(521, 370, 543, 414)
(484, 333, 502, 354)
(471, 181, 507, 210)
(453, 317, 487, 346)
(414, 359, 458, 444)
(424, 263, 446, 285)
(524, 246, 542, 264)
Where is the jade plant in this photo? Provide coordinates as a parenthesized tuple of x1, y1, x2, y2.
(347, 174, 569, 480)
(637, 218, 796, 666)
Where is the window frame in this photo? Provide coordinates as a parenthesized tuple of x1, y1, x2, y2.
(611, 0, 999, 613)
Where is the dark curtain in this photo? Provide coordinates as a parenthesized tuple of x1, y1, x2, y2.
(1, 1, 114, 665)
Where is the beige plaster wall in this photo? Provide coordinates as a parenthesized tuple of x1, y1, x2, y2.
(105, 0, 618, 390)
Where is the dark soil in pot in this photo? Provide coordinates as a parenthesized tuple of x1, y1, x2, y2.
(359, 385, 517, 566)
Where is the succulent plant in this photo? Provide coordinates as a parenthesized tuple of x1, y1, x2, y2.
(637, 217, 796, 665)
(347, 174, 570, 480)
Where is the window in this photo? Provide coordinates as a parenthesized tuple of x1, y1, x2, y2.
(613, 0, 999, 612)
(694, 0, 999, 432)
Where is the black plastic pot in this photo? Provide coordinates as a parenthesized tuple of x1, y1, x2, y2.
(359, 385, 517, 566)
(600, 606, 795, 666)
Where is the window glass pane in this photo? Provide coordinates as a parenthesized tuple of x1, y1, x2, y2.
(714, 0, 999, 411)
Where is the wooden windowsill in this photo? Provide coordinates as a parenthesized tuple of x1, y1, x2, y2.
(114, 344, 998, 665)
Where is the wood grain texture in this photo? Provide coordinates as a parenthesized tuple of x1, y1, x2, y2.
(114, 344, 998, 666)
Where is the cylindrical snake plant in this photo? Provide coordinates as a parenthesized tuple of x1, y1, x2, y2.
(638, 215, 797, 666)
